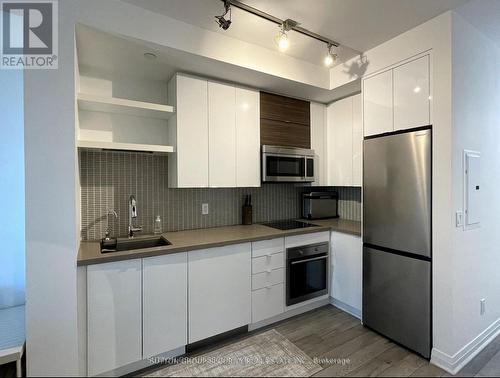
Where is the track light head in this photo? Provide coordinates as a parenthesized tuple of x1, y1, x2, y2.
(324, 43, 337, 67)
(215, 0, 232, 30)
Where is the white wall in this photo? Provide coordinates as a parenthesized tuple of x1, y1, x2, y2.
(448, 7, 500, 369)
(0, 67, 25, 309)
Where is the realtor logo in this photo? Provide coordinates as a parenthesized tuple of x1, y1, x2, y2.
(1, 0, 58, 69)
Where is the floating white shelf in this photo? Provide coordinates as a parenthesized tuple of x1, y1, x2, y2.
(77, 140, 174, 154)
(77, 93, 175, 120)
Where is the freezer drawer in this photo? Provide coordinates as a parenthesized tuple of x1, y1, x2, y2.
(363, 128, 431, 257)
(363, 246, 431, 358)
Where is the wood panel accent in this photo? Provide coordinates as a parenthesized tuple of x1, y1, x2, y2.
(260, 92, 311, 148)
(260, 118, 311, 149)
(260, 92, 310, 125)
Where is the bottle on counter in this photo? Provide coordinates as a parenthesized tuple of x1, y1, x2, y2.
(154, 215, 163, 234)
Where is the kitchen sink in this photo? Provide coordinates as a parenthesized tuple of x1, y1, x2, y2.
(100, 236, 171, 253)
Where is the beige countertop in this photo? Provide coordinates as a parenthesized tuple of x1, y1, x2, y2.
(78, 218, 361, 266)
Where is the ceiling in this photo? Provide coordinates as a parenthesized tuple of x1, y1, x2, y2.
(122, 0, 468, 67)
(76, 25, 360, 104)
(455, 0, 500, 47)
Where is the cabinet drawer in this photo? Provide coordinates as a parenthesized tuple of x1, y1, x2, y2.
(252, 238, 284, 258)
(285, 231, 330, 249)
(252, 252, 284, 274)
(252, 268, 284, 290)
(252, 284, 284, 323)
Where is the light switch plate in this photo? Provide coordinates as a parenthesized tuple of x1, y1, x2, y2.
(202, 203, 209, 215)
(455, 211, 463, 228)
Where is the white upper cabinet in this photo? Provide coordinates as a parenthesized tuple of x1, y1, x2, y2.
(142, 253, 187, 359)
(327, 97, 353, 186)
(168, 74, 260, 188)
(352, 94, 362, 186)
(326, 94, 362, 187)
(168, 74, 209, 188)
(208, 82, 237, 187)
(363, 55, 430, 137)
(393, 55, 430, 131)
(310, 102, 327, 186)
(87, 260, 142, 376)
(235, 88, 260, 187)
(363, 70, 393, 137)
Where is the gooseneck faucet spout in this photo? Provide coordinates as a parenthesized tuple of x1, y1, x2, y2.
(128, 195, 143, 238)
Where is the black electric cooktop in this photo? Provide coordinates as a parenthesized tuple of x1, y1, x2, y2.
(263, 220, 319, 231)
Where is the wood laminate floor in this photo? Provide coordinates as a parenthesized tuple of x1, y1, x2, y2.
(3, 305, 498, 377)
(140, 305, 499, 378)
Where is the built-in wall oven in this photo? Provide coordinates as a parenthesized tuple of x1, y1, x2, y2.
(286, 242, 329, 306)
(262, 145, 315, 183)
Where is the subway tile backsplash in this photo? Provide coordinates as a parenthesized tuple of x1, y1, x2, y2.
(79, 151, 361, 240)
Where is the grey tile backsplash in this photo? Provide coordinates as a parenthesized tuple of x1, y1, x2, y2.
(79, 151, 361, 240)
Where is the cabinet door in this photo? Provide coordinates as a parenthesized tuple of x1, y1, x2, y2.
(310, 102, 327, 186)
(175, 75, 209, 187)
(208, 82, 236, 187)
(235, 88, 260, 187)
(188, 243, 251, 343)
(394, 55, 430, 131)
(352, 94, 363, 187)
(143, 253, 187, 359)
(330, 232, 362, 314)
(363, 70, 393, 137)
(87, 260, 142, 376)
(327, 97, 353, 186)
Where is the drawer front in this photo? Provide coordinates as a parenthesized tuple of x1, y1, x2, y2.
(285, 231, 330, 249)
(252, 238, 284, 258)
(252, 252, 284, 274)
(252, 283, 285, 323)
(252, 268, 284, 291)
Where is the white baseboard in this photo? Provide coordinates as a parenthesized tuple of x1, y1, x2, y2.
(329, 297, 362, 320)
(96, 346, 185, 377)
(431, 317, 500, 375)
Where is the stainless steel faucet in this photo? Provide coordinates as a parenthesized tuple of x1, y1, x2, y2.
(128, 195, 143, 238)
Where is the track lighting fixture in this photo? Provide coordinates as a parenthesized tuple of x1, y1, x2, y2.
(274, 20, 296, 52)
(216, 0, 341, 66)
(215, 0, 232, 30)
(276, 28, 289, 52)
(323, 43, 337, 67)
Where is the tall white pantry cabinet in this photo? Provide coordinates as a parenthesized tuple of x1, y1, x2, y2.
(326, 94, 362, 187)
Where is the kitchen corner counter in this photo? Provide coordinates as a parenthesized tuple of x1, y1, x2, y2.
(78, 218, 361, 266)
(304, 218, 362, 237)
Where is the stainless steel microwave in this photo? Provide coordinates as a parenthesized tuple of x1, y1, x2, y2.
(262, 145, 315, 183)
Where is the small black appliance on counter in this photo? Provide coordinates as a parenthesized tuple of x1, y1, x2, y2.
(302, 191, 339, 220)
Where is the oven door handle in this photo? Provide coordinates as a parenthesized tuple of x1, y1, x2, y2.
(290, 255, 328, 265)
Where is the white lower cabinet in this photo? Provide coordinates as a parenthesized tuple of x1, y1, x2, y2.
(142, 253, 187, 359)
(252, 284, 285, 323)
(330, 231, 362, 315)
(87, 259, 142, 376)
(188, 243, 251, 343)
(251, 238, 285, 323)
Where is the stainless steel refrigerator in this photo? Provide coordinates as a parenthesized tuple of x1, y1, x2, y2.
(363, 127, 432, 359)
